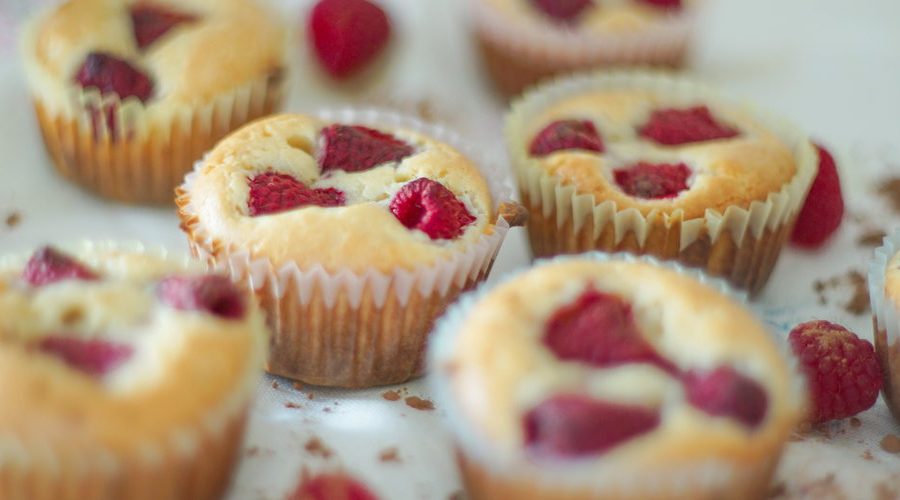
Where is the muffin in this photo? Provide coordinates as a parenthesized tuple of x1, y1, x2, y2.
(506, 71, 818, 294)
(176, 110, 516, 388)
(471, 0, 695, 97)
(0, 242, 267, 500)
(430, 253, 804, 500)
(869, 231, 900, 423)
(21, 0, 286, 204)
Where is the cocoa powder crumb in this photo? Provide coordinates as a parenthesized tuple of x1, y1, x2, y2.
(850, 417, 862, 428)
(382, 390, 401, 401)
(304, 437, 333, 459)
(812, 270, 869, 315)
(404, 396, 435, 411)
(880, 434, 900, 453)
(858, 229, 887, 247)
(292, 381, 304, 390)
(877, 177, 900, 214)
(285, 402, 302, 409)
(307, 392, 315, 400)
(323, 407, 332, 413)
(862, 450, 874, 461)
(378, 447, 401, 463)
(4, 212, 20, 228)
(271, 380, 279, 389)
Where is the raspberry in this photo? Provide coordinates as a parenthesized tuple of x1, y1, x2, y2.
(36, 336, 133, 376)
(320, 125, 414, 173)
(635, 0, 682, 10)
(683, 366, 768, 428)
(790, 144, 844, 248)
(529, 120, 605, 156)
(530, 0, 593, 21)
(789, 320, 882, 423)
(248, 172, 345, 216)
(130, 4, 197, 50)
(308, 0, 391, 79)
(544, 289, 676, 373)
(639, 106, 739, 146)
(524, 394, 659, 457)
(613, 162, 691, 199)
(389, 178, 475, 240)
(22, 246, 98, 286)
(287, 473, 379, 500)
(157, 275, 246, 320)
(74, 52, 154, 102)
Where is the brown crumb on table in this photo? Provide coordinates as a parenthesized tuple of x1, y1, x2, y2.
(271, 380, 280, 389)
(850, 417, 862, 428)
(285, 401, 302, 409)
(382, 390, 401, 401)
(877, 177, 900, 214)
(858, 229, 887, 247)
(812, 270, 870, 316)
(304, 437, 333, 459)
(880, 434, 900, 453)
(862, 450, 875, 461)
(378, 447, 401, 463)
(4, 212, 20, 228)
(245, 446, 260, 457)
(322, 407, 332, 413)
(292, 381, 304, 390)
(404, 396, 435, 411)
(307, 392, 315, 400)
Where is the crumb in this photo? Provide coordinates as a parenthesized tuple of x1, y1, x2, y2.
(415, 100, 436, 122)
(307, 392, 315, 400)
(379, 447, 401, 463)
(4, 212, 20, 228)
(880, 434, 900, 453)
(811, 270, 870, 315)
(858, 229, 886, 247)
(304, 437, 333, 459)
(323, 407, 332, 413)
(850, 417, 862, 428)
(382, 390, 401, 401)
(404, 396, 435, 411)
(285, 402, 302, 409)
(292, 381, 304, 390)
(877, 177, 900, 214)
(245, 446, 260, 457)
(271, 380, 280, 389)
(862, 450, 874, 461)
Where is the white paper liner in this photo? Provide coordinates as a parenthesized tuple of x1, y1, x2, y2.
(867, 230, 900, 421)
(428, 251, 806, 496)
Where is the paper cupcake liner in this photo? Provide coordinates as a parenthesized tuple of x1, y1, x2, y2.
(505, 70, 818, 295)
(176, 109, 518, 388)
(428, 252, 806, 500)
(470, 0, 694, 97)
(868, 230, 900, 423)
(0, 241, 266, 500)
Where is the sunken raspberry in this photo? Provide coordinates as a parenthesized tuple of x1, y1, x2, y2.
(248, 172, 345, 216)
(790, 144, 844, 248)
(613, 162, 691, 199)
(389, 178, 476, 240)
(130, 4, 197, 50)
(683, 366, 768, 428)
(524, 394, 659, 457)
(22, 246, 98, 286)
(320, 125, 414, 173)
(37, 336, 133, 376)
(157, 275, 246, 320)
(287, 473, 379, 500)
(530, 0, 593, 21)
(789, 320, 882, 424)
(308, 0, 391, 79)
(635, 0, 682, 10)
(529, 119, 605, 156)
(74, 52, 154, 102)
(544, 289, 676, 372)
(638, 106, 738, 146)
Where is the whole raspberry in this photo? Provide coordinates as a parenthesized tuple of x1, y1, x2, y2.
(248, 172, 345, 216)
(544, 289, 676, 373)
(320, 124, 414, 173)
(683, 366, 768, 428)
(287, 473, 379, 500)
(524, 394, 659, 457)
(530, 0, 593, 21)
(36, 336, 133, 376)
(389, 178, 475, 240)
(635, 0, 682, 10)
(130, 4, 198, 50)
(529, 119, 605, 156)
(157, 275, 246, 320)
(22, 246, 98, 286)
(789, 320, 882, 423)
(790, 144, 844, 248)
(638, 106, 739, 146)
(613, 162, 691, 199)
(308, 0, 391, 79)
(74, 52, 154, 102)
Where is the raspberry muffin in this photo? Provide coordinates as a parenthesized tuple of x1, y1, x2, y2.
(430, 254, 803, 499)
(0, 242, 267, 500)
(507, 71, 817, 294)
(472, 0, 695, 97)
(21, 0, 286, 204)
(176, 111, 515, 388)
(869, 231, 900, 423)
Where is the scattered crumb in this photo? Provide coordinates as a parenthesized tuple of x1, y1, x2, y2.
(292, 381, 304, 391)
(862, 450, 875, 461)
(877, 177, 900, 214)
(379, 447, 401, 463)
(880, 434, 900, 453)
(285, 402, 302, 409)
(304, 437, 333, 459)
(858, 229, 887, 247)
(4, 211, 20, 228)
(812, 269, 870, 315)
(322, 407, 333, 413)
(307, 392, 315, 400)
(271, 380, 279, 389)
(382, 390, 401, 401)
(245, 446, 260, 457)
(404, 396, 435, 411)
(850, 417, 862, 428)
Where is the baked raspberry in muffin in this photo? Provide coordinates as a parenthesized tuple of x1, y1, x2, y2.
(21, 0, 286, 204)
(430, 254, 803, 500)
(506, 71, 818, 294)
(0, 242, 267, 500)
(868, 232, 900, 423)
(176, 111, 515, 388)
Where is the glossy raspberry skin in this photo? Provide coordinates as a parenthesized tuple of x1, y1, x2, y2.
(683, 366, 768, 428)
(320, 125, 414, 174)
(530, 0, 593, 21)
(37, 336, 133, 376)
(635, 0, 683, 10)
(389, 178, 476, 240)
(287, 473, 379, 500)
(790, 144, 844, 248)
(789, 320, 882, 423)
(22, 246, 98, 286)
(130, 4, 197, 50)
(529, 119, 605, 156)
(74, 52, 154, 102)
(157, 275, 246, 320)
(638, 106, 739, 146)
(524, 394, 660, 457)
(308, 0, 391, 79)
(248, 172, 345, 216)
(544, 289, 676, 373)
(613, 162, 691, 199)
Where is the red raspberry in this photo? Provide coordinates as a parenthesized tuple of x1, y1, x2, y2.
(74, 52, 154, 102)
(287, 473, 379, 500)
(524, 394, 659, 457)
(248, 172, 345, 216)
(530, 0, 593, 21)
(308, 0, 391, 79)
(320, 125, 413, 174)
(36, 336, 133, 376)
(157, 275, 246, 320)
(635, 0, 682, 10)
(544, 289, 676, 373)
(790, 144, 844, 248)
(529, 119, 605, 156)
(389, 178, 475, 240)
(22, 246, 98, 286)
(789, 320, 882, 423)
(613, 162, 691, 199)
(683, 366, 768, 428)
(130, 4, 197, 50)
(638, 106, 739, 146)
